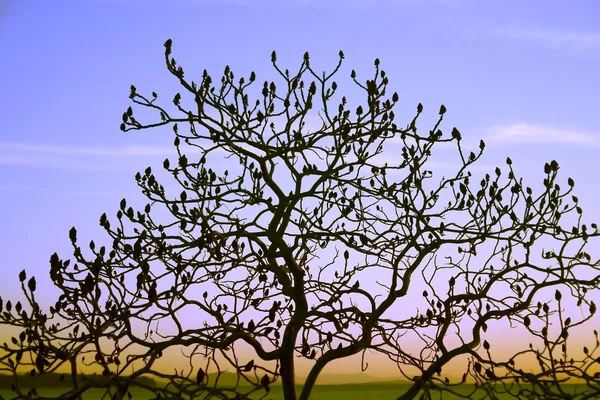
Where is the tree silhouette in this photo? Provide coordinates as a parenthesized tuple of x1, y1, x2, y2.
(1, 39, 600, 400)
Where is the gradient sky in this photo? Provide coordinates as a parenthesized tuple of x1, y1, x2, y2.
(1, 0, 600, 381)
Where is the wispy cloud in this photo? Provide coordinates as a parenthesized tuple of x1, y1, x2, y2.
(0, 183, 118, 199)
(0, 142, 177, 157)
(493, 26, 600, 50)
(486, 123, 600, 147)
(390, 0, 465, 5)
(0, 141, 204, 170)
(176, 0, 461, 7)
(0, 183, 39, 193)
(0, 153, 121, 171)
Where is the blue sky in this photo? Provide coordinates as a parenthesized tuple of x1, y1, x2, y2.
(1, 0, 599, 378)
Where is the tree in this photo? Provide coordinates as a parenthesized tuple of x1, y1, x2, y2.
(1, 39, 600, 400)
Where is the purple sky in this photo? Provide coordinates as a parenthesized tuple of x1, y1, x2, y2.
(1, 0, 599, 378)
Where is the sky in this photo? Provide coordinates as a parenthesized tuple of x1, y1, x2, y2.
(1, 0, 600, 384)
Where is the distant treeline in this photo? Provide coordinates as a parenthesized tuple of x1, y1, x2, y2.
(0, 371, 284, 389)
(0, 372, 265, 389)
(0, 373, 157, 388)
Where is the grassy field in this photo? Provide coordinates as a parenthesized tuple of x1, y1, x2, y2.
(0, 384, 593, 400)
(0, 386, 458, 400)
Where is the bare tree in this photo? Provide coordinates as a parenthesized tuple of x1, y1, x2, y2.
(1, 39, 600, 400)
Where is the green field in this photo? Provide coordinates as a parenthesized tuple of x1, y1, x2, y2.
(0, 384, 592, 400)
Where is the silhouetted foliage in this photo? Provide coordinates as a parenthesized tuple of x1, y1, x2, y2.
(2, 39, 600, 400)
